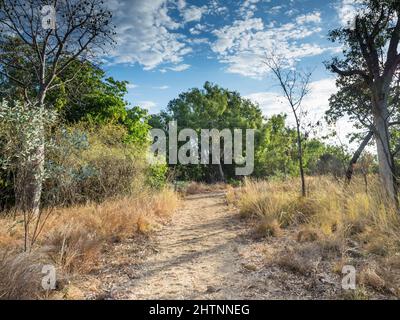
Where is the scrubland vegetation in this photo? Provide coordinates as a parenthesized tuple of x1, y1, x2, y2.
(0, 190, 178, 299)
(0, 116, 178, 299)
(1, 0, 400, 300)
(227, 177, 400, 298)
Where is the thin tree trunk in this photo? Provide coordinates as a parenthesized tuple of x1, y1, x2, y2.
(363, 171, 368, 194)
(218, 163, 225, 183)
(345, 131, 374, 183)
(15, 93, 46, 217)
(15, 117, 45, 217)
(373, 99, 396, 204)
(296, 125, 306, 197)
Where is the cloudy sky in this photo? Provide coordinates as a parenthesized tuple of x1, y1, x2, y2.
(103, 0, 357, 140)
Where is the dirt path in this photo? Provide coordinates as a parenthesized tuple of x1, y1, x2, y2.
(116, 192, 257, 299)
(87, 192, 342, 300)
(93, 192, 260, 299)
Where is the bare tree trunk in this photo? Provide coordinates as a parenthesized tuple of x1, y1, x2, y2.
(373, 99, 396, 204)
(15, 111, 45, 252)
(15, 116, 44, 217)
(296, 125, 306, 197)
(362, 170, 368, 194)
(218, 163, 225, 183)
(346, 131, 374, 183)
(15, 93, 46, 218)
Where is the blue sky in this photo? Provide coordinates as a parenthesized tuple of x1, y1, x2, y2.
(103, 0, 356, 137)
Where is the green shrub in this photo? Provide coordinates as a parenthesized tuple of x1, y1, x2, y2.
(43, 122, 155, 206)
(146, 162, 168, 190)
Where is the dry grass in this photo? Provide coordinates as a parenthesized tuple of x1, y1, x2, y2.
(276, 251, 311, 276)
(0, 252, 44, 299)
(231, 176, 400, 298)
(233, 177, 400, 256)
(230, 179, 320, 226)
(297, 227, 321, 243)
(185, 182, 227, 195)
(359, 267, 386, 292)
(0, 188, 179, 299)
(254, 217, 282, 238)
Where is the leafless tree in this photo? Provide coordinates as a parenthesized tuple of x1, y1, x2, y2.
(0, 0, 114, 243)
(265, 55, 312, 197)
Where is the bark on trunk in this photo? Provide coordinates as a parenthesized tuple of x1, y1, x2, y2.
(15, 119, 45, 216)
(345, 131, 374, 184)
(15, 97, 46, 216)
(218, 163, 225, 183)
(296, 125, 306, 197)
(373, 99, 396, 204)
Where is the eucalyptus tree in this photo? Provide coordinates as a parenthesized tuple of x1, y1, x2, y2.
(327, 0, 400, 204)
(0, 0, 114, 215)
(153, 82, 264, 182)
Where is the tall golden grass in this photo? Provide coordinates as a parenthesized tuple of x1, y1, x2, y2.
(184, 182, 227, 195)
(0, 188, 179, 299)
(228, 176, 400, 256)
(228, 177, 400, 297)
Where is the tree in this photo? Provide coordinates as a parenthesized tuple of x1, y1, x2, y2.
(0, 0, 114, 216)
(265, 55, 313, 197)
(151, 82, 264, 182)
(255, 115, 296, 177)
(327, 0, 400, 204)
(45, 60, 150, 146)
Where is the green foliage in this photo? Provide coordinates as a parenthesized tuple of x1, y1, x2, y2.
(254, 115, 337, 178)
(151, 81, 264, 182)
(0, 101, 57, 170)
(43, 123, 150, 206)
(0, 101, 57, 208)
(255, 114, 297, 177)
(47, 61, 150, 146)
(0, 99, 163, 208)
(151, 82, 352, 182)
(146, 162, 168, 190)
(312, 149, 348, 178)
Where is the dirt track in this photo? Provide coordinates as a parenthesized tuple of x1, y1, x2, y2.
(102, 192, 255, 299)
(88, 192, 344, 300)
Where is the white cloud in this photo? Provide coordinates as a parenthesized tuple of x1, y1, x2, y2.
(337, 0, 364, 26)
(167, 64, 191, 72)
(211, 16, 329, 78)
(182, 6, 207, 23)
(295, 11, 322, 25)
(106, 0, 190, 70)
(238, 0, 261, 19)
(245, 91, 288, 116)
(138, 100, 157, 110)
(177, 0, 186, 10)
(267, 6, 284, 15)
(188, 37, 209, 45)
(245, 78, 338, 125)
(153, 85, 170, 90)
(189, 23, 208, 35)
(126, 82, 138, 89)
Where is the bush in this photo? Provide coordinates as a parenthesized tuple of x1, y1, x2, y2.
(146, 162, 168, 190)
(43, 123, 153, 206)
(1, 103, 167, 208)
(0, 101, 57, 210)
